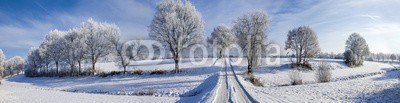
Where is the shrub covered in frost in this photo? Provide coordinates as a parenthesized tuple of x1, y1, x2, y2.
(315, 62, 332, 83)
(289, 69, 303, 85)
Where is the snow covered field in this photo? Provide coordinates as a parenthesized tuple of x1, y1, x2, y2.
(234, 58, 399, 86)
(233, 58, 400, 102)
(0, 58, 223, 103)
(1, 58, 400, 103)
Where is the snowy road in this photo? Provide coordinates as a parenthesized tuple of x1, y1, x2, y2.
(212, 58, 257, 103)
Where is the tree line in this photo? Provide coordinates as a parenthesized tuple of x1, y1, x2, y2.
(0, 49, 25, 83)
(24, 18, 122, 77)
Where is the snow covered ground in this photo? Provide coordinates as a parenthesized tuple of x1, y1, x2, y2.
(233, 58, 398, 86)
(1, 58, 400, 103)
(0, 58, 223, 103)
(0, 82, 177, 103)
(233, 58, 400, 102)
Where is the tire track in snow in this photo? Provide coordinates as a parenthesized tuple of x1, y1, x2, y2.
(212, 58, 258, 103)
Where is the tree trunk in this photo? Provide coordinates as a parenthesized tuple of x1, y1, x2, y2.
(174, 59, 180, 73)
(172, 51, 180, 73)
(248, 56, 253, 74)
(123, 66, 127, 75)
(56, 61, 59, 75)
(302, 55, 307, 66)
(219, 49, 223, 59)
(70, 64, 74, 76)
(92, 62, 95, 75)
(46, 64, 49, 74)
(91, 55, 96, 75)
(78, 61, 81, 75)
(247, 64, 252, 74)
(296, 50, 300, 65)
(298, 55, 302, 65)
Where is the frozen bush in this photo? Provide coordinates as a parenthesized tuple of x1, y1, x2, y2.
(133, 70, 144, 75)
(291, 62, 312, 71)
(150, 69, 167, 75)
(246, 74, 264, 87)
(289, 69, 303, 85)
(315, 62, 332, 83)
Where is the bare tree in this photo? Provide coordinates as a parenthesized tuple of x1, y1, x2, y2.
(233, 10, 269, 73)
(344, 33, 370, 67)
(207, 24, 236, 58)
(82, 18, 119, 75)
(285, 26, 320, 69)
(149, 0, 204, 73)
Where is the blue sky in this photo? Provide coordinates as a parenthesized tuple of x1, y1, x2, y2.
(0, 0, 399, 59)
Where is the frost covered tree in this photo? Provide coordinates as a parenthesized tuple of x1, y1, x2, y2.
(344, 33, 370, 67)
(377, 53, 384, 61)
(110, 28, 138, 74)
(63, 28, 86, 75)
(38, 43, 51, 74)
(82, 18, 119, 75)
(390, 54, 397, 62)
(149, 0, 204, 73)
(42, 29, 66, 74)
(24, 18, 121, 77)
(32, 47, 48, 75)
(70, 28, 87, 74)
(113, 41, 131, 74)
(0, 49, 5, 81)
(233, 10, 269, 73)
(398, 55, 400, 62)
(285, 26, 320, 69)
(39, 29, 65, 73)
(207, 24, 236, 58)
(25, 47, 43, 77)
(5, 56, 25, 76)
